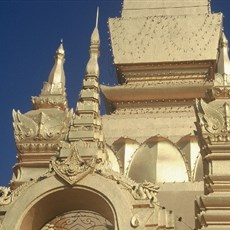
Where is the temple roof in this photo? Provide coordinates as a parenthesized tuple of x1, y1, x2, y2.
(101, 82, 212, 102)
(122, 0, 210, 17)
(109, 13, 222, 65)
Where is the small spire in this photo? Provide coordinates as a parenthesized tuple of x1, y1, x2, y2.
(217, 32, 230, 84)
(96, 7, 99, 28)
(91, 7, 100, 45)
(32, 41, 68, 110)
(48, 41, 66, 85)
(86, 8, 100, 76)
(56, 39, 64, 56)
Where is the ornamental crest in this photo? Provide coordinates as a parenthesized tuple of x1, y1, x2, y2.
(51, 144, 95, 185)
(196, 99, 225, 134)
(195, 99, 230, 142)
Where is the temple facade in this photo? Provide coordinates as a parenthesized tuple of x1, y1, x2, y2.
(0, 0, 230, 229)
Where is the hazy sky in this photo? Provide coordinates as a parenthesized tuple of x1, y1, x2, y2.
(0, 0, 230, 186)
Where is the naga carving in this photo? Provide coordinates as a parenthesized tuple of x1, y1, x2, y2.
(96, 168, 159, 201)
(51, 143, 96, 185)
(132, 181, 159, 200)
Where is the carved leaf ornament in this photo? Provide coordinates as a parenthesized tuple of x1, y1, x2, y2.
(13, 110, 72, 142)
(51, 145, 95, 185)
(196, 99, 230, 142)
(196, 100, 225, 133)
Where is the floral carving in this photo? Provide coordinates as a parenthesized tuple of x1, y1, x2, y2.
(212, 87, 230, 99)
(41, 210, 114, 230)
(0, 187, 12, 206)
(51, 144, 96, 185)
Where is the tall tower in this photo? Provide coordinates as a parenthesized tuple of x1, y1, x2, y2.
(11, 41, 72, 189)
(101, 0, 223, 229)
(195, 33, 230, 229)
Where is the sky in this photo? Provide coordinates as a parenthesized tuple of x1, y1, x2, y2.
(0, 0, 230, 186)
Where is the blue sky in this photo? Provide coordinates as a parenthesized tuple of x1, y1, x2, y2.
(0, 0, 230, 186)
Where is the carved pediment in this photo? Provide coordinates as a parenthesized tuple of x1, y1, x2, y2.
(12, 109, 73, 152)
(51, 143, 96, 185)
(13, 109, 73, 141)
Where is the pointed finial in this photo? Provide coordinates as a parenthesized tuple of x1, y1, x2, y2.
(57, 39, 65, 56)
(96, 7, 99, 28)
(32, 41, 68, 110)
(91, 8, 100, 44)
(47, 42, 66, 85)
(217, 32, 230, 82)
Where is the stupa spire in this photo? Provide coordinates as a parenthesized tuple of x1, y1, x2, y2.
(86, 7, 100, 76)
(32, 41, 68, 110)
(217, 32, 230, 85)
(48, 39, 65, 86)
(67, 8, 106, 162)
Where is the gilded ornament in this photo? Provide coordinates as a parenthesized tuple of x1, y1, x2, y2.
(51, 144, 96, 185)
(0, 187, 12, 206)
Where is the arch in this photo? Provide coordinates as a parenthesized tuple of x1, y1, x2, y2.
(112, 137, 140, 173)
(177, 134, 203, 181)
(127, 136, 189, 183)
(106, 145, 120, 173)
(193, 154, 204, 181)
(41, 210, 114, 229)
(2, 174, 134, 230)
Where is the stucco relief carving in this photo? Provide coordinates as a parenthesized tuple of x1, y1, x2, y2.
(0, 187, 12, 206)
(196, 99, 224, 133)
(212, 87, 230, 98)
(51, 143, 96, 185)
(196, 99, 230, 142)
(132, 181, 159, 200)
(12, 109, 73, 152)
(41, 210, 114, 230)
(97, 168, 159, 201)
(13, 110, 72, 141)
(32, 94, 67, 110)
(0, 171, 55, 207)
(212, 73, 230, 99)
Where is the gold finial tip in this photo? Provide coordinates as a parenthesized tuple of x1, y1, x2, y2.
(56, 40, 65, 56)
(96, 7, 99, 28)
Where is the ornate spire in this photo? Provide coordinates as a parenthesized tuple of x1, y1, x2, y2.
(67, 8, 106, 162)
(86, 7, 100, 76)
(217, 32, 230, 84)
(48, 40, 65, 86)
(32, 40, 68, 110)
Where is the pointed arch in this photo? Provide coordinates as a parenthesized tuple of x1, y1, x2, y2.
(2, 175, 136, 230)
(106, 144, 120, 172)
(177, 134, 203, 181)
(112, 137, 140, 173)
(193, 154, 204, 181)
(127, 136, 189, 183)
